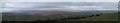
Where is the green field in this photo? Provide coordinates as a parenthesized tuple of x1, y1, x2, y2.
(71, 12, 119, 21)
(49, 12, 119, 23)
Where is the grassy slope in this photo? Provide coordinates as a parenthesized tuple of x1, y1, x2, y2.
(79, 13, 118, 21)
(2, 12, 119, 21)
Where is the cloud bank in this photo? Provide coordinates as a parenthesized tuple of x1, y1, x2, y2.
(1, 2, 118, 13)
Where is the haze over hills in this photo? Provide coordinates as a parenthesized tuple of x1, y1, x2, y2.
(2, 9, 118, 21)
(1, 2, 118, 21)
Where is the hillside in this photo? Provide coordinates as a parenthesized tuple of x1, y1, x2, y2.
(2, 10, 103, 21)
(2, 10, 118, 21)
(66, 12, 118, 21)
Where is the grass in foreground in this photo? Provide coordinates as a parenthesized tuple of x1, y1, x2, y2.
(77, 13, 119, 21)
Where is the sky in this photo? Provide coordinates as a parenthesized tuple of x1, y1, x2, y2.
(1, 0, 119, 2)
(1, 0, 119, 13)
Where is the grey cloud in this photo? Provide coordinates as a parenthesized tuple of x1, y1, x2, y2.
(1, 2, 118, 13)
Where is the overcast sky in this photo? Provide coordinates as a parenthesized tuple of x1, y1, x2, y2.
(1, 2, 118, 12)
(1, 0, 119, 13)
(1, 0, 119, 2)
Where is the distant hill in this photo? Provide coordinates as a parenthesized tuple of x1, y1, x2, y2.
(2, 10, 118, 21)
